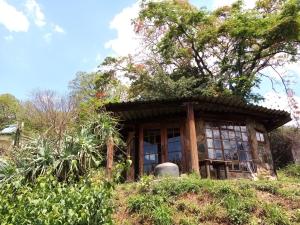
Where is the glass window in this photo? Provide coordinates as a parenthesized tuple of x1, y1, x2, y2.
(167, 128, 182, 168)
(143, 129, 161, 174)
(205, 122, 254, 172)
(256, 131, 265, 142)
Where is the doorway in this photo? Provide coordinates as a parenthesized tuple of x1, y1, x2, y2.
(142, 126, 183, 174)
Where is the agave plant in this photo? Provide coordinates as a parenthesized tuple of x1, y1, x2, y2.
(1, 111, 123, 182)
(53, 127, 103, 181)
(0, 159, 16, 181)
(22, 138, 55, 181)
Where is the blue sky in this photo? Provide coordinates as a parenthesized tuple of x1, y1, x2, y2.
(0, 0, 299, 112)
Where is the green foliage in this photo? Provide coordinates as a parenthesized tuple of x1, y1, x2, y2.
(113, 174, 300, 225)
(151, 174, 203, 196)
(0, 173, 113, 225)
(252, 181, 279, 194)
(262, 203, 290, 225)
(128, 194, 172, 225)
(0, 93, 20, 128)
(4, 111, 122, 182)
(269, 127, 298, 168)
(69, 71, 126, 124)
(0, 159, 16, 181)
(105, 0, 300, 102)
(279, 163, 300, 179)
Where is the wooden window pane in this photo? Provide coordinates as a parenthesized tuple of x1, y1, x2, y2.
(208, 148, 215, 159)
(206, 129, 213, 138)
(256, 132, 261, 141)
(221, 130, 229, 139)
(229, 131, 235, 139)
(223, 140, 231, 149)
(234, 126, 240, 131)
(207, 139, 213, 148)
(213, 129, 220, 138)
(235, 132, 242, 140)
(215, 150, 223, 160)
(259, 133, 265, 142)
(214, 140, 222, 149)
(242, 132, 248, 141)
(224, 150, 231, 160)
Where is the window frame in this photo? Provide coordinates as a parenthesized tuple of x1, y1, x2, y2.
(204, 121, 254, 172)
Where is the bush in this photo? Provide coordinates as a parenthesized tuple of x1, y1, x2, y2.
(262, 203, 290, 225)
(0, 173, 113, 225)
(151, 174, 203, 196)
(252, 181, 279, 194)
(128, 194, 172, 225)
(279, 164, 300, 179)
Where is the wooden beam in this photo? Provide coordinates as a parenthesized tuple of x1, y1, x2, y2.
(106, 137, 114, 179)
(186, 103, 200, 174)
(138, 126, 144, 177)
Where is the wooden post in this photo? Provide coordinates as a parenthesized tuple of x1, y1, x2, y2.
(246, 119, 260, 165)
(225, 163, 230, 179)
(106, 136, 114, 179)
(126, 132, 135, 181)
(138, 126, 144, 177)
(186, 103, 200, 174)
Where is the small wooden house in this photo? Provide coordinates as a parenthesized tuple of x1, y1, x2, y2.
(105, 96, 291, 180)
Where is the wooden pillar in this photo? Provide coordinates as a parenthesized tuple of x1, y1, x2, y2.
(106, 136, 114, 179)
(225, 163, 230, 179)
(138, 126, 144, 177)
(126, 132, 135, 181)
(186, 103, 200, 174)
(246, 119, 260, 165)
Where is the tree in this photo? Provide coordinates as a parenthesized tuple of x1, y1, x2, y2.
(104, 0, 300, 102)
(69, 71, 127, 122)
(19, 90, 76, 142)
(0, 94, 20, 128)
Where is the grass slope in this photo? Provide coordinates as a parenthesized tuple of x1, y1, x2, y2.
(112, 165, 300, 225)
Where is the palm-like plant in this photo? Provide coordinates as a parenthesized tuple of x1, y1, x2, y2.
(1, 111, 123, 182)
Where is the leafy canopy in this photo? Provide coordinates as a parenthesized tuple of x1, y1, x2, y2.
(105, 0, 300, 102)
(0, 93, 20, 128)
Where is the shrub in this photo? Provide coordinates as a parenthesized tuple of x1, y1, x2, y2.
(0, 173, 113, 225)
(151, 174, 202, 196)
(262, 203, 290, 225)
(224, 195, 250, 225)
(279, 164, 300, 179)
(128, 194, 172, 225)
(200, 202, 225, 221)
(252, 182, 279, 194)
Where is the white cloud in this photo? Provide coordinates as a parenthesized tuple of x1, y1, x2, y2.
(105, 2, 141, 56)
(25, 0, 46, 27)
(4, 34, 13, 41)
(0, 0, 29, 32)
(261, 91, 300, 126)
(212, 0, 256, 9)
(53, 24, 65, 33)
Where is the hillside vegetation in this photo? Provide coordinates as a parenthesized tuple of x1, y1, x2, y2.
(113, 165, 300, 225)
